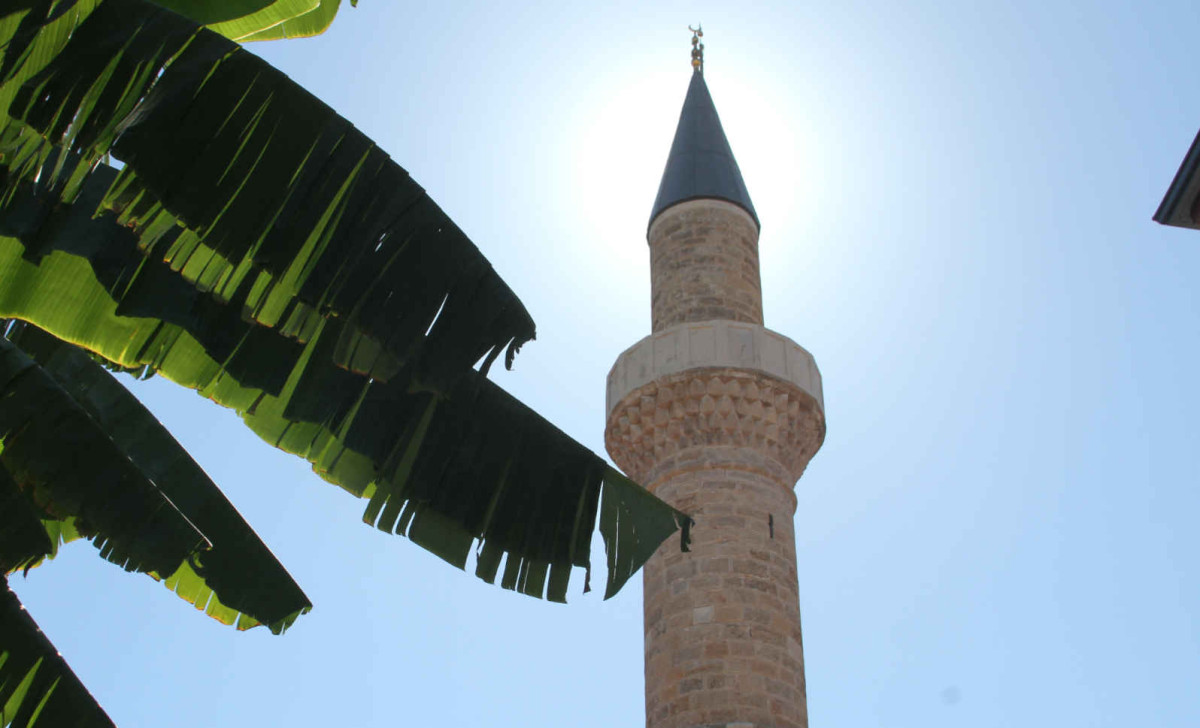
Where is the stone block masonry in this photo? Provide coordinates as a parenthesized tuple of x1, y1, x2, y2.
(649, 199, 763, 332)
(606, 362, 823, 728)
(642, 461, 808, 728)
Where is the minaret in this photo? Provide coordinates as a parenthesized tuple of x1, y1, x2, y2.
(605, 30, 826, 728)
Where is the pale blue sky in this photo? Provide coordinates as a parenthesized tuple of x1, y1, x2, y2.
(11, 1, 1200, 726)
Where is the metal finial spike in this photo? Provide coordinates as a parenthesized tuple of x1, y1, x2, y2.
(689, 24, 704, 73)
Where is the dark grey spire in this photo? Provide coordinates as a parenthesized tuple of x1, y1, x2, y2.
(649, 70, 759, 231)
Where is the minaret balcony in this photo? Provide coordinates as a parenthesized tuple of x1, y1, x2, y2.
(605, 320, 825, 488)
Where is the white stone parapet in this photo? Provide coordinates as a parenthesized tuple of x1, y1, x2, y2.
(606, 319, 824, 418)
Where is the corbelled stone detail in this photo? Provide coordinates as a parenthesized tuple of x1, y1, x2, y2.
(605, 368, 825, 488)
(606, 319, 823, 433)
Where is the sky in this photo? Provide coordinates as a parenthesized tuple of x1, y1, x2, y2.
(10, 0, 1200, 726)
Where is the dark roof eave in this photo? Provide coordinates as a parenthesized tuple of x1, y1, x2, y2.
(1154, 126, 1200, 230)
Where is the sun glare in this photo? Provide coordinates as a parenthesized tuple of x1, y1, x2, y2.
(571, 68, 682, 271)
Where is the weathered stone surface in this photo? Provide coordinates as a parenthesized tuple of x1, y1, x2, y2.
(637, 460, 811, 728)
(606, 319, 824, 423)
(605, 364, 823, 728)
(605, 368, 825, 487)
(649, 199, 763, 331)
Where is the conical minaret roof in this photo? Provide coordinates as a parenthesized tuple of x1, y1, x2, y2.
(649, 69, 759, 231)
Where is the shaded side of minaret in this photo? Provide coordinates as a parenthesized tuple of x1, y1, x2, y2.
(649, 70, 759, 232)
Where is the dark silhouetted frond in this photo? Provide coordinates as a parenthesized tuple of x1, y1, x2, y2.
(0, 576, 115, 728)
(0, 0, 689, 603)
(6, 322, 312, 632)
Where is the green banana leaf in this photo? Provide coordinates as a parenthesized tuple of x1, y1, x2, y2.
(0, 229, 692, 600)
(0, 0, 691, 603)
(237, 0, 344, 41)
(0, 2, 100, 131)
(0, 335, 210, 576)
(7, 322, 311, 633)
(0, 235, 692, 600)
(0, 153, 526, 397)
(2, 0, 537, 388)
(147, 0, 280, 25)
(2, 0, 530, 396)
(5, 515, 83, 575)
(0, 467, 51, 575)
(151, 0, 348, 41)
(0, 576, 115, 728)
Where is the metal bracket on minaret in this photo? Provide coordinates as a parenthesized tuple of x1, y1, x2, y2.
(690, 24, 704, 74)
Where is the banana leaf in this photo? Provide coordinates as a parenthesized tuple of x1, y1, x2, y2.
(144, 0, 346, 41)
(0, 0, 692, 601)
(0, 245, 692, 600)
(0, 577, 115, 728)
(5, 516, 84, 575)
(0, 230, 693, 600)
(0, 2, 100, 124)
(147, 0, 280, 25)
(0, 335, 209, 576)
(0, 154, 520, 397)
(1, 0, 531, 403)
(6, 322, 311, 633)
(1, 0, 537, 388)
(340, 363, 692, 601)
(0, 467, 50, 575)
(237, 0, 346, 42)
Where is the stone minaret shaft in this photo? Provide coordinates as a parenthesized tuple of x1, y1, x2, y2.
(606, 64, 826, 728)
